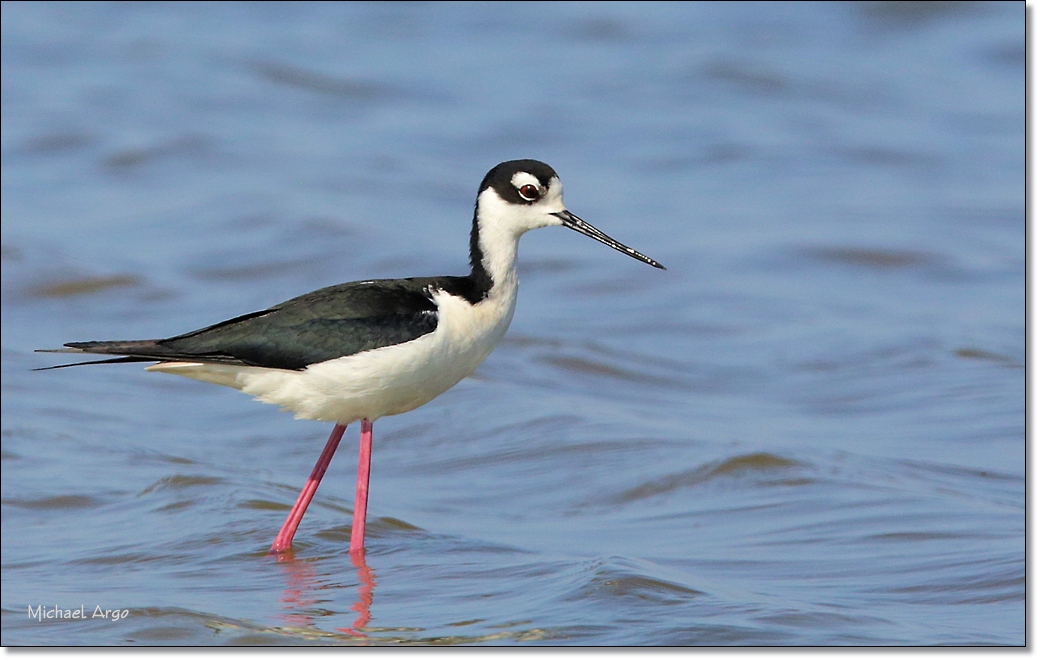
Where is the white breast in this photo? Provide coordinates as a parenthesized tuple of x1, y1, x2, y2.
(146, 280, 518, 424)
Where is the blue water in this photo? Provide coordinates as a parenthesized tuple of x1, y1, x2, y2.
(1, 1, 1023, 646)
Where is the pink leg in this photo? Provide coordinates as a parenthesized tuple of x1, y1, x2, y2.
(270, 424, 347, 553)
(349, 418, 373, 555)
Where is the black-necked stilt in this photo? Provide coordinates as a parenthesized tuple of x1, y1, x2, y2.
(38, 159, 664, 555)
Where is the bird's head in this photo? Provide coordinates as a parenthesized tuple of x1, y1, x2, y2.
(473, 159, 665, 270)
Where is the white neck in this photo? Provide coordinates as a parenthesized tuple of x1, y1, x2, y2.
(474, 209, 521, 297)
(471, 184, 566, 298)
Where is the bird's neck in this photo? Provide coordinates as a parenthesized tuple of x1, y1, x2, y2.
(469, 208, 520, 301)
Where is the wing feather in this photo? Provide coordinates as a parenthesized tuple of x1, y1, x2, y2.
(37, 278, 450, 371)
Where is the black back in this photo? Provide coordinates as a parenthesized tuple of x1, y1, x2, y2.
(61, 276, 481, 371)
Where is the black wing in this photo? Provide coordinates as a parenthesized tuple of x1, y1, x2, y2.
(38, 276, 472, 371)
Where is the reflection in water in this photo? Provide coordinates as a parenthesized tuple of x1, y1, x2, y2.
(340, 552, 376, 637)
(274, 550, 377, 639)
(275, 553, 319, 630)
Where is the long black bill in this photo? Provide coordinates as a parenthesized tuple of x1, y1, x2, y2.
(552, 210, 665, 270)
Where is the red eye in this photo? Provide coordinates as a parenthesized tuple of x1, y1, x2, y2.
(518, 184, 540, 201)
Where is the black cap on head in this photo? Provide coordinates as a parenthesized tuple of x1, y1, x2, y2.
(479, 160, 558, 204)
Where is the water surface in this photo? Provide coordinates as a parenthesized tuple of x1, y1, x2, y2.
(1, 1, 1023, 646)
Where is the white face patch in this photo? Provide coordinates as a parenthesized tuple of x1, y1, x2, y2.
(541, 176, 563, 207)
(508, 173, 567, 210)
(510, 171, 544, 202)
(510, 171, 542, 192)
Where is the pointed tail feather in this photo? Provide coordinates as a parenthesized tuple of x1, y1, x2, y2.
(62, 339, 166, 354)
(32, 355, 157, 371)
(34, 339, 170, 371)
(34, 338, 248, 370)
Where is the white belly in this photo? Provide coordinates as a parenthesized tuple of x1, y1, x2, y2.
(146, 286, 517, 423)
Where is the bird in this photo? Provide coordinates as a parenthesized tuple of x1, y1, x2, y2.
(37, 159, 665, 556)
